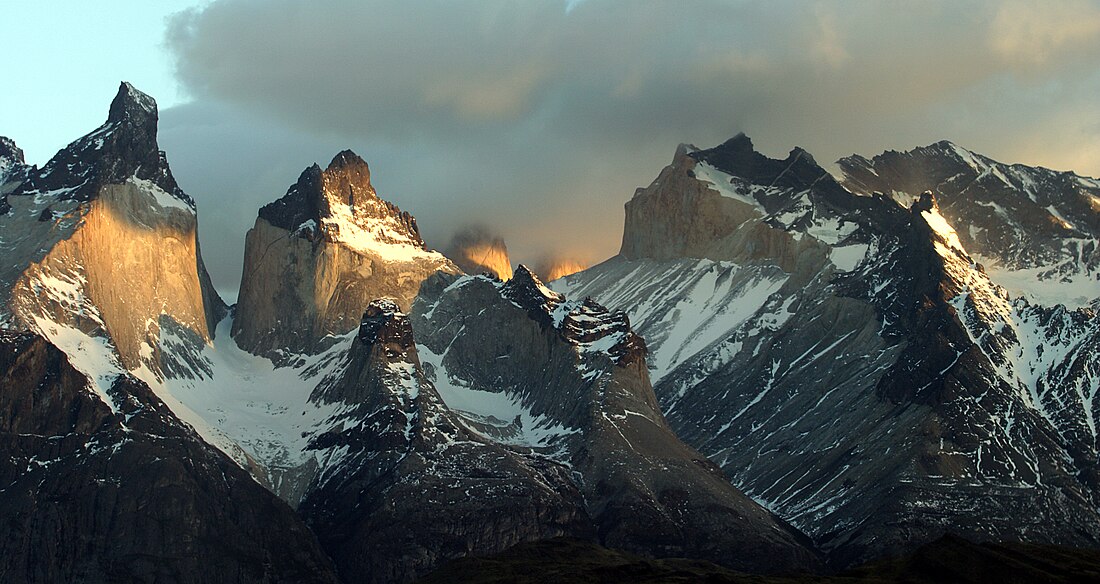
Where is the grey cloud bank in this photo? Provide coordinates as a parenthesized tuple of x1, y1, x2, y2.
(159, 0, 1100, 295)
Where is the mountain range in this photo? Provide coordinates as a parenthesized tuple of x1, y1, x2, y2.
(1, 83, 1097, 582)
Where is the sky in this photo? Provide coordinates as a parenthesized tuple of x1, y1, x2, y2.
(5, 0, 1100, 298)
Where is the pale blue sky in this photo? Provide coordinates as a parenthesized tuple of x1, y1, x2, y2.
(2, 1, 207, 164)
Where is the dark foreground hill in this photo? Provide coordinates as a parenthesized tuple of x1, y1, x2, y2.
(417, 536, 1100, 584)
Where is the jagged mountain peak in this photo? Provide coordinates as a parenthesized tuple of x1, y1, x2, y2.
(12, 81, 191, 209)
(257, 149, 424, 251)
(326, 148, 371, 176)
(0, 136, 24, 165)
(710, 131, 754, 154)
(911, 189, 938, 213)
(620, 134, 860, 266)
(838, 140, 1100, 294)
(357, 298, 415, 358)
(502, 264, 564, 318)
(235, 151, 458, 358)
(0, 82, 224, 377)
(107, 81, 158, 128)
(0, 136, 29, 202)
(689, 133, 827, 191)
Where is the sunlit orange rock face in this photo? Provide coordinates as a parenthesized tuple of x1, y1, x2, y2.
(446, 227, 514, 280)
(536, 257, 589, 282)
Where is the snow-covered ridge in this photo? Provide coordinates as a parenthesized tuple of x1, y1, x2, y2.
(318, 182, 445, 263)
(694, 160, 773, 212)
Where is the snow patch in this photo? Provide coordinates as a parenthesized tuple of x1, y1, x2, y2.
(830, 243, 869, 272)
(128, 176, 194, 213)
(982, 262, 1099, 309)
(28, 316, 123, 414)
(694, 161, 769, 212)
(418, 343, 577, 448)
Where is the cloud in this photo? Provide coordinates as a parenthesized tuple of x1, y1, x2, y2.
(989, 0, 1100, 69)
(161, 0, 1100, 294)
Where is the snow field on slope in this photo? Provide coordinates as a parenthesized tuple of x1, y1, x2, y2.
(320, 188, 448, 263)
(417, 343, 577, 448)
(133, 315, 350, 475)
(694, 161, 772, 212)
(555, 259, 789, 383)
(981, 262, 1099, 309)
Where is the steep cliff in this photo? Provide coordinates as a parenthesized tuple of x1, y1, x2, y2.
(0, 330, 338, 583)
(0, 136, 29, 198)
(558, 135, 1100, 566)
(446, 225, 514, 279)
(410, 266, 821, 574)
(0, 82, 225, 379)
(233, 151, 459, 359)
(299, 299, 588, 583)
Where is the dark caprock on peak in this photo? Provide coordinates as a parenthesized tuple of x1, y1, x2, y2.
(12, 81, 192, 208)
(0, 82, 224, 376)
(256, 149, 423, 247)
(357, 298, 415, 357)
(1, 136, 29, 212)
(619, 133, 856, 265)
(107, 81, 158, 129)
(689, 132, 827, 199)
(563, 132, 1100, 569)
(257, 163, 325, 234)
(234, 151, 458, 359)
(0, 136, 24, 166)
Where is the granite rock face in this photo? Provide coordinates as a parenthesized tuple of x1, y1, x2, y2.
(534, 255, 588, 282)
(445, 225, 514, 280)
(233, 151, 459, 359)
(0, 330, 338, 584)
(0, 82, 225, 378)
(558, 135, 1100, 566)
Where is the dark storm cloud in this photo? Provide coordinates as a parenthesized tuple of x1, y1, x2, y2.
(161, 0, 1100, 294)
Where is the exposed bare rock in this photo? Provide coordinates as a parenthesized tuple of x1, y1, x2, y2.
(410, 266, 822, 575)
(0, 136, 30, 214)
(838, 141, 1100, 305)
(535, 255, 588, 282)
(299, 299, 589, 584)
(0, 82, 225, 377)
(619, 138, 832, 274)
(233, 151, 459, 359)
(446, 225, 514, 279)
(0, 330, 339, 583)
(559, 135, 1100, 567)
